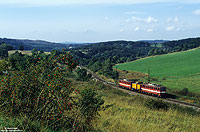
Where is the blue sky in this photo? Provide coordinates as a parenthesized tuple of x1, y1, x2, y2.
(0, 0, 200, 43)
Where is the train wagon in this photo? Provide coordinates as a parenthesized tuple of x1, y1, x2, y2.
(141, 83, 166, 97)
(119, 79, 142, 91)
(132, 82, 143, 92)
(119, 79, 166, 97)
(119, 79, 133, 90)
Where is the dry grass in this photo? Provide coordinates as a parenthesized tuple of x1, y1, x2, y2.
(117, 69, 147, 80)
(83, 82, 200, 132)
(94, 93, 200, 132)
(8, 50, 50, 56)
(8, 50, 32, 55)
(96, 73, 115, 83)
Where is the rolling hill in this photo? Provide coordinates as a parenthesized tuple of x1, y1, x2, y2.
(116, 48, 200, 92)
(0, 38, 72, 51)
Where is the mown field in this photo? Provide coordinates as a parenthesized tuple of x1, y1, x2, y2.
(8, 50, 50, 55)
(115, 48, 200, 92)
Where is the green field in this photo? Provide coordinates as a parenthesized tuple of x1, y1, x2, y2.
(8, 50, 50, 55)
(115, 48, 200, 92)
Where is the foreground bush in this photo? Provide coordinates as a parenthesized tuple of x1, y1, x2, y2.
(0, 51, 104, 131)
(145, 99, 169, 110)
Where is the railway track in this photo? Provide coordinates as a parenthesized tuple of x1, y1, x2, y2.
(82, 66, 200, 112)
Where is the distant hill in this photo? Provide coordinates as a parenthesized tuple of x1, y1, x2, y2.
(70, 40, 153, 65)
(69, 37, 200, 65)
(61, 41, 91, 45)
(163, 37, 200, 51)
(0, 38, 72, 52)
(1, 37, 200, 53)
(140, 40, 169, 44)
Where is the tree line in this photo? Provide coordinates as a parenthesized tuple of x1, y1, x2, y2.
(68, 37, 200, 79)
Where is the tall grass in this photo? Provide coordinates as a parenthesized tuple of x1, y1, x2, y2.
(1, 79, 199, 132)
(88, 82, 200, 132)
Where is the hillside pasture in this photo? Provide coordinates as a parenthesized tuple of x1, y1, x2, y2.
(8, 50, 50, 56)
(115, 48, 200, 92)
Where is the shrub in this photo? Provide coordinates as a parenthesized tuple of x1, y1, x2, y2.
(174, 88, 196, 97)
(180, 88, 189, 96)
(76, 68, 92, 81)
(79, 89, 104, 125)
(0, 59, 8, 75)
(145, 99, 169, 110)
(0, 51, 78, 131)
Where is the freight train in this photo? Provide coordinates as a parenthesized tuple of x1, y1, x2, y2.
(119, 79, 166, 97)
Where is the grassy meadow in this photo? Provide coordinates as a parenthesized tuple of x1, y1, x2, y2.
(8, 50, 51, 56)
(115, 48, 200, 93)
(78, 82, 200, 132)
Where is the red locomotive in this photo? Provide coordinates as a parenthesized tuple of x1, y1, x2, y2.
(119, 79, 166, 97)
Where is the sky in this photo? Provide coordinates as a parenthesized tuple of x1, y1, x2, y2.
(0, 0, 200, 43)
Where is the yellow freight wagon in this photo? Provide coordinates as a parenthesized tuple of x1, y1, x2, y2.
(132, 82, 142, 92)
(132, 83, 137, 90)
(136, 83, 141, 92)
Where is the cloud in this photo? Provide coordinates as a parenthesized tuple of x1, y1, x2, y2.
(104, 17, 109, 20)
(130, 16, 158, 24)
(125, 11, 144, 15)
(175, 27, 182, 31)
(174, 17, 179, 22)
(193, 9, 200, 15)
(167, 17, 179, 23)
(165, 26, 184, 31)
(2, 0, 200, 6)
(126, 19, 131, 23)
(131, 16, 143, 22)
(167, 17, 173, 23)
(120, 28, 125, 32)
(167, 18, 172, 23)
(134, 26, 140, 31)
(147, 28, 154, 32)
(145, 16, 158, 23)
(166, 26, 175, 31)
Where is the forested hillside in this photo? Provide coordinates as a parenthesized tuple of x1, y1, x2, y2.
(69, 37, 200, 79)
(69, 41, 156, 79)
(0, 38, 71, 51)
(164, 37, 200, 51)
(2, 37, 200, 79)
(0, 43, 14, 59)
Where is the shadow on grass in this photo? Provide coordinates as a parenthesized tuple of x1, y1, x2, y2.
(165, 93, 177, 99)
